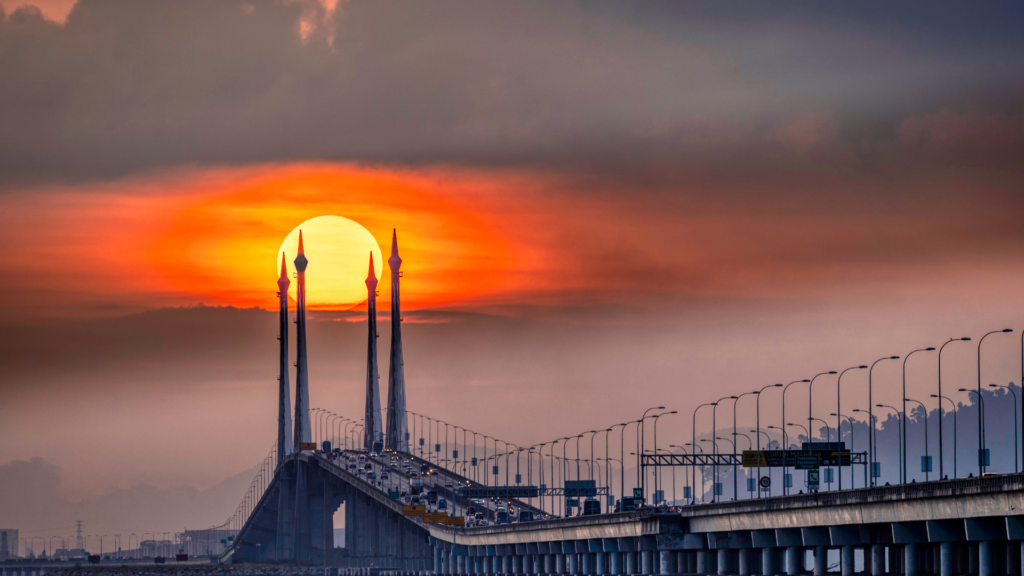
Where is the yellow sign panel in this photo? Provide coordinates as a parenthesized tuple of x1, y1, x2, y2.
(742, 451, 768, 468)
(423, 512, 449, 524)
(300, 442, 318, 451)
(444, 516, 465, 526)
(402, 505, 426, 517)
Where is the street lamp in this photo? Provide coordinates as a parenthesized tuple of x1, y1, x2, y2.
(875, 405, 901, 483)
(830, 412, 858, 488)
(638, 406, 666, 490)
(930, 395, 958, 478)
(939, 338, 971, 479)
(960, 388, 988, 475)
(989, 383, 1018, 473)
(651, 412, 676, 499)
(903, 399, 930, 481)
(808, 371, 838, 444)
(782, 379, 811, 495)
(754, 383, 783, 499)
(691, 404, 715, 502)
(836, 365, 867, 490)
(869, 356, 900, 483)
(977, 330, 1013, 474)
(898, 348, 935, 483)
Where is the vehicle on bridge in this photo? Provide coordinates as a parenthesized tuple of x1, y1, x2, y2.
(517, 510, 534, 522)
(410, 473, 423, 494)
(437, 498, 447, 511)
(494, 509, 509, 524)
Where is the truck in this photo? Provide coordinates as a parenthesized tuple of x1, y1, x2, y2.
(410, 473, 423, 495)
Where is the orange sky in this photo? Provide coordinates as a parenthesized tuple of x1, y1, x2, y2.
(3, 161, 1024, 322)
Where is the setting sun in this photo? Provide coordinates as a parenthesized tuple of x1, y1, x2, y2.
(277, 215, 384, 310)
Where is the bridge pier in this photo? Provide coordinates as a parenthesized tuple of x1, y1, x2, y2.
(546, 551, 556, 574)
(761, 547, 775, 576)
(558, 549, 568, 574)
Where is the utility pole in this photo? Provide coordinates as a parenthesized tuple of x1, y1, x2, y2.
(75, 521, 84, 551)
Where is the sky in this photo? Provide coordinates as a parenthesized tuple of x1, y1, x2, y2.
(2, 0, 1024, 543)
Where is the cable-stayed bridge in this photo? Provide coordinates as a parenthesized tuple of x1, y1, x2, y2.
(214, 231, 1024, 576)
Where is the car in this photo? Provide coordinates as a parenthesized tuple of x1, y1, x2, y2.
(518, 510, 534, 522)
(437, 498, 447, 511)
(410, 474, 423, 494)
(466, 505, 477, 515)
(445, 480, 454, 489)
(474, 512, 486, 525)
(381, 472, 389, 479)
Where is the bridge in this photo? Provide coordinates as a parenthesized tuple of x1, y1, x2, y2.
(214, 231, 1024, 575)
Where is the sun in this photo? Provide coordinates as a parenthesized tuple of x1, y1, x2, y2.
(277, 215, 384, 309)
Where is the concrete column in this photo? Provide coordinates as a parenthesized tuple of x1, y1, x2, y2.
(738, 549, 750, 576)
(546, 554, 556, 574)
(610, 552, 622, 575)
(676, 551, 686, 575)
(786, 548, 800, 576)
(642, 551, 654, 575)
(570, 553, 580, 575)
(717, 549, 729, 576)
(458, 555, 466, 574)
(597, 552, 607, 575)
(813, 546, 827, 576)
(871, 545, 885, 576)
(435, 546, 443, 574)
(628, 552, 638, 575)
(696, 551, 708, 576)
(503, 554, 512, 575)
(660, 551, 673, 575)
(582, 553, 593, 575)
(906, 544, 919, 576)
(762, 548, 775, 576)
(841, 547, 854, 576)
(514, 554, 524, 574)
(969, 544, 979, 576)
(557, 553, 567, 575)
(937, 541, 954, 573)
(978, 542, 992, 576)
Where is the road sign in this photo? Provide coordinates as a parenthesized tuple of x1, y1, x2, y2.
(759, 476, 771, 488)
(389, 490, 400, 500)
(565, 480, 597, 496)
(457, 486, 540, 498)
(453, 450, 458, 458)
(472, 457, 478, 466)
(539, 483, 547, 494)
(747, 478, 756, 492)
(653, 490, 665, 504)
(402, 505, 426, 516)
(444, 516, 465, 526)
(567, 498, 580, 507)
(424, 512, 448, 524)
(633, 487, 643, 498)
(300, 442, 317, 451)
(807, 470, 820, 490)
(922, 456, 933, 473)
(742, 449, 851, 468)
(368, 472, 376, 480)
(515, 474, 522, 484)
(795, 455, 820, 470)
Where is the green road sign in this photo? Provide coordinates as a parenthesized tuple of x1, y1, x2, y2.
(633, 488, 643, 498)
(389, 490, 400, 500)
(794, 455, 820, 470)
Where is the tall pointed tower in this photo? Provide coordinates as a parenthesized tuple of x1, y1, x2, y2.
(277, 252, 293, 464)
(364, 253, 383, 451)
(385, 230, 408, 451)
(293, 231, 311, 450)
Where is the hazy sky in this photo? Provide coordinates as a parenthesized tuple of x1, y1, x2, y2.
(2, 0, 1024, 539)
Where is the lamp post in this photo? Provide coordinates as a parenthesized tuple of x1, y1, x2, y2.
(960, 388, 988, 475)
(869, 356, 900, 484)
(836, 365, 867, 490)
(808, 371, 838, 444)
(715, 437, 735, 500)
(691, 404, 715, 502)
(782, 379, 811, 495)
(904, 398, 930, 481)
(755, 384, 783, 498)
(711, 396, 733, 501)
(875, 404, 901, 483)
(898, 348, 935, 484)
(988, 383, 1018, 473)
(978, 330, 1013, 474)
(652, 411, 676, 500)
(930, 395, 957, 478)
(639, 406, 665, 486)
(939, 338, 971, 479)
(731, 391, 755, 501)
(830, 412, 857, 488)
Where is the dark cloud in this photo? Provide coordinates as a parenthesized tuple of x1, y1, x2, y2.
(0, 0, 1022, 184)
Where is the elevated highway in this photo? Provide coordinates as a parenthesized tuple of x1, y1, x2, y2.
(229, 449, 1024, 576)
